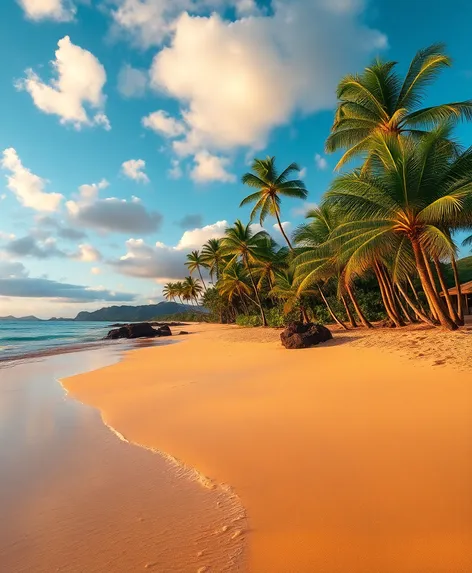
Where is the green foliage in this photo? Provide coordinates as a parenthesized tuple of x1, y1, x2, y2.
(152, 311, 214, 323)
(236, 315, 262, 327)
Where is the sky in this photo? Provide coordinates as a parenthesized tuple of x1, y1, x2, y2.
(1, 0, 472, 318)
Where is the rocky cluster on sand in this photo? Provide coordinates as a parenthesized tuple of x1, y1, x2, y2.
(280, 322, 332, 349)
(105, 323, 188, 340)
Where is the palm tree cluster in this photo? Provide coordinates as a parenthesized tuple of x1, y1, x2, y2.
(165, 45, 472, 331)
(162, 276, 203, 306)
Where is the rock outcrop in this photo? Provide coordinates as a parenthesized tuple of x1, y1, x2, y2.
(280, 322, 332, 349)
(105, 322, 173, 340)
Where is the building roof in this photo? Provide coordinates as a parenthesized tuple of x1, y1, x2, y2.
(441, 280, 472, 296)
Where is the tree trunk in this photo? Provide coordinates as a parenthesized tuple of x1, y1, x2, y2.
(342, 295, 357, 328)
(300, 304, 310, 324)
(273, 198, 293, 251)
(374, 263, 403, 327)
(433, 258, 461, 326)
(407, 275, 427, 314)
(380, 265, 405, 326)
(244, 256, 267, 327)
(346, 282, 373, 328)
(451, 255, 464, 324)
(197, 267, 207, 292)
(396, 283, 436, 326)
(395, 288, 413, 323)
(411, 239, 457, 330)
(318, 286, 348, 330)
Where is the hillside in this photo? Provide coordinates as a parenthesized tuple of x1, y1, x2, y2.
(74, 302, 200, 322)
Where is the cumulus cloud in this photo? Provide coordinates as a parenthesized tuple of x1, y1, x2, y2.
(0, 261, 28, 279)
(168, 159, 183, 179)
(66, 179, 162, 234)
(0, 277, 135, 301)
(315, 153, 328, 170)
(16, 36, 110, 130)
(176, 213, 203, 229)
(190, 151, 235, 183)
(35, 215, 87, 240)
(74, 244, 102, 262)
(17, 0, 76, 21)
(291, 202, 318, 217)
(110, 220, 228, 281)
(148, 2, 386, 156)
(142, 110, 186, 138)
(4, 235, 67, 259)
(117, 63, 148, 98)
(121, 159, 149, 183)
(1, 148, 63, 212)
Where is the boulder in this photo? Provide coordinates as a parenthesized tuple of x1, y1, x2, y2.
(156, 325, 172, 337)
(280, 322, 332, 350)
(105, 322, 161, 340)
(178, 331, 189, 335)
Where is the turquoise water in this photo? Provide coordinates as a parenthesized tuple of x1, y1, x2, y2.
(0, 320, 115, 360)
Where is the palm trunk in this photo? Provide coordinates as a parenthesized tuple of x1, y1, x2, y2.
(244, 255, 267, 327)
(396, 282, 436, 326)
(272, 198, 293, 251)
(300, 304, 310, 324)
(342, 295, 357, 328)
(346, 282, 373, 328)
(407, 275, 427, 314)
(411, 239, 457, 330)
(381, 265, 405, 326)
(395, 287, 413, 323)
(197, 267, 207, 292)
(374, 263, 403, 327)
(318, 286, 348, 330)
(451, 255, 464, 324)
(240, 293, 250, 315)
(433, 258, 461, 325)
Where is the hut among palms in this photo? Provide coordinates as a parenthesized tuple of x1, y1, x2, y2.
(441, 281, 472, 316)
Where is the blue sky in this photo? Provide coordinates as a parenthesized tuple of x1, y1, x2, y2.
(0, 0, 471, 318)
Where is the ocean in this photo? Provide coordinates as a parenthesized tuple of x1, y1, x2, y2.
(0, 320, 116, 360)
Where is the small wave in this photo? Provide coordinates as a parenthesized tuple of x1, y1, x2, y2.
(0, 334, 75, 342)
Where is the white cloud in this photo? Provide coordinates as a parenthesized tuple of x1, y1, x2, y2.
(66, 180, 162, 234)
(17, 0, 76, 22)
(149, 3, 386, 156)
(74, 244, 102, 262)
(110, 220, 228, 281)
(190, 151, 236, 183)
(117, 63, 148, 98)
(142, 110, 186, 138)
(272, 221, 292, 235)
(291, 202, 318, 217)
(168, 159, 183, 179)
(1, 148, 63, 212)
(91, 267, 101, 275)
(235, 0, 261, 16)
(121, 159, 149, 183)
(16, 36, 110, 130)
(315, 153, 328, 170)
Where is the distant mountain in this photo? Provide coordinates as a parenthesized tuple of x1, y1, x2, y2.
(0, 315, 42, 321)
(74, 302, 201, 322)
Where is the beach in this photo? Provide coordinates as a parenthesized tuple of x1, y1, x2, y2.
(62, 323, 472, 572)
(0, 346, 246, 573)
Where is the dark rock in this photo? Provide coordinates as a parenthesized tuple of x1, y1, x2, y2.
(105, 322, 160, 340)
(178, 331, 189, 335)
(156, 325, 172, 337)
(280, 322, 332, 350)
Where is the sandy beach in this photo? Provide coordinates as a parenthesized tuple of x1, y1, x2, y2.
(63, 323, 472, 572)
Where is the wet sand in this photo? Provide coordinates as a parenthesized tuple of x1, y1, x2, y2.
(0, 348, 246, 573)
(64, 323, 472, 572)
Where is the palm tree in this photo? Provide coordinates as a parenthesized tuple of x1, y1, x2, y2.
(218, 262, 254, 315)
(241, 156, 307, 250)
(162, 282, 177, 303)
(201, 238, 225, 282)
(253, 240, 289, 291)
(326, 44, 472, 170)
(220, 220, 270, 326)
(174, 281, 186, 305)
(324, 126, 472, 330)
(185, 250, 208, 292)
(182, 276, 203, 306)
(270, 269, 312, 323)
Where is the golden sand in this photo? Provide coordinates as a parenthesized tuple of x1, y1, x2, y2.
(64, 323, 472, 572)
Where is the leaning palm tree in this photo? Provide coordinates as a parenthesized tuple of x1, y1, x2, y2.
(201, 238, 225, 282)
(270, 269, 313, 324)
(241, 156, 307, 250)
(326, 44, 472, 169)
(185, 250, 208, 291)
(162, 282, 177, 303)
(174, 281, 186, 305)
(324, 125, 472, 330)
(218, 262, 254, 316)
(220, 220, 270, 326)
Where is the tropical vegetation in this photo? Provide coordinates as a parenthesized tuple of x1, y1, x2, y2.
(163, 44, 472, 332)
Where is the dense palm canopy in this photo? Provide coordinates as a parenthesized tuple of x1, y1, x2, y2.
(176, 45, 472, 332)
(326, 44, 472, 170)
(241, 157, 307, 249)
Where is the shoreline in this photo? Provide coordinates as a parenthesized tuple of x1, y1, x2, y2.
(63, 322, 472, 572)
(1, 342, 247, 572)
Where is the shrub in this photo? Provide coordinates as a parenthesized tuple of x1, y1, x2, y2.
(235, 315, 262, 327)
